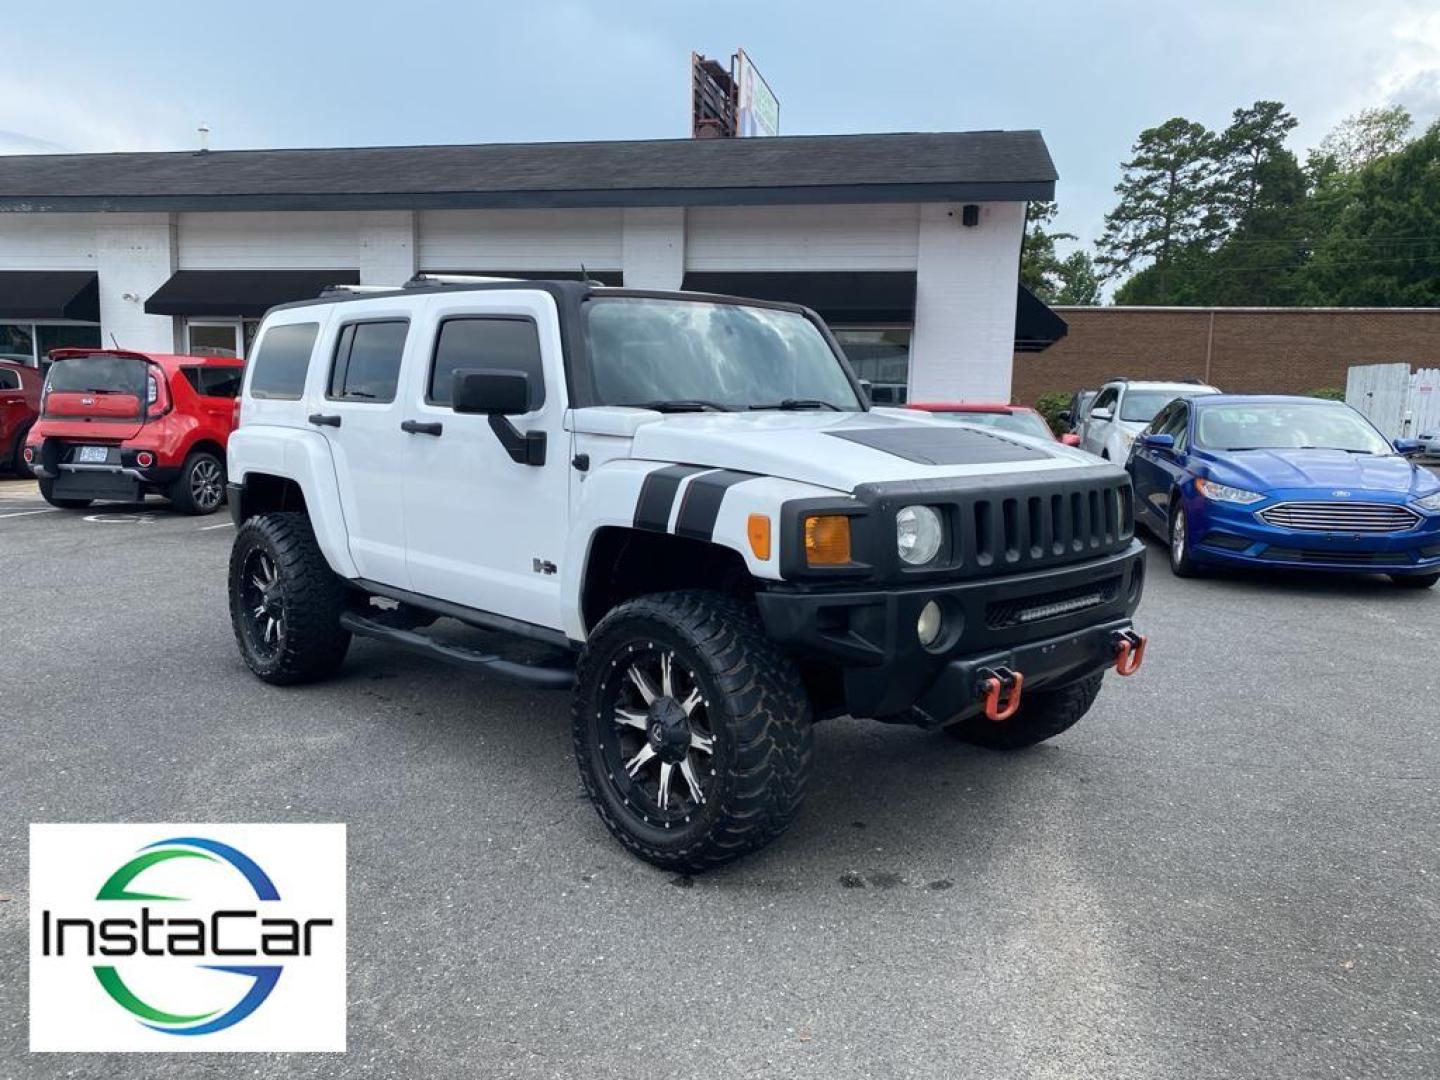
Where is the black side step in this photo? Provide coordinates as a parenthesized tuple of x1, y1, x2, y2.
(339, 612, 575, 690)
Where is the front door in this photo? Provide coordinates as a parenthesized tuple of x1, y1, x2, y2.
(400, 291, 571, 632)
(311, 313, 413, 587)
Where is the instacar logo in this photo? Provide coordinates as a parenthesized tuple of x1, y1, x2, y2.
(30, 824, 346, 1053)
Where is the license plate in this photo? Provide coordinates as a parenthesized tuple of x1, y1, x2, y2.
(75, 445, 109, 464)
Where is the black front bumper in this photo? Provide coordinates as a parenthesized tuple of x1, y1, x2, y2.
(755, 540, 1146, 722)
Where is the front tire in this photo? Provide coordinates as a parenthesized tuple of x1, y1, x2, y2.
(572, 591, 813, 873)
(170, 450, 226, 515)
(946, 671, 1104, 750)
(37, 477, 91, 510)
(1391, 572, 1439, 589)
(1168, 497, 1202, 577)
(228, 512, 351, 685)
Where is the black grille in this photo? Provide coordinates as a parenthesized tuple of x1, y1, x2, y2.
(963, 479, 1133, 573)
(986, 575, 1123, 629)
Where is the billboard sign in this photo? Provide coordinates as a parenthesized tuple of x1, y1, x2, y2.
(735, 50, 779, 138)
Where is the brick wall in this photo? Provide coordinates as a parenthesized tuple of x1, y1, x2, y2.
(1013, 307, 1440, 405)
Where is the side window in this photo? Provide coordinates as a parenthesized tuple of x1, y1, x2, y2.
(428, 317, 545, 409)
(180, 367, 242, 399)
(1147, 402, 1176, 434)
(0, 369, 19, 391)
(249, 322, 319, 401)
(1093, 387, 1119, 414)
(328, 320, 408, 403)
(1169, 404, 1192, 450)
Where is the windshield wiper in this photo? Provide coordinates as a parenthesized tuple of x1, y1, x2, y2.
(748, 398, 841, 412)
(637, 399, 735, 413)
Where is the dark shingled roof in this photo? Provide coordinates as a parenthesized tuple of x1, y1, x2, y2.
(0, 131, 1056, 213)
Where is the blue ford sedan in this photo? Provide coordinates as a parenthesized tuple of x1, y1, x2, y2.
(1126, 394, 1440, 588)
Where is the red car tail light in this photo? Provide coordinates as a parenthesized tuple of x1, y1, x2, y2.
(135, 451, 155, 468)
(23, 446, 34, 464)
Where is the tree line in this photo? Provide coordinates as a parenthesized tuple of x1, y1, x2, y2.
(1021, 103, 1440, 307)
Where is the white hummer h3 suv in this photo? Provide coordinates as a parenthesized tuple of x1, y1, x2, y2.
(226, 277, 1148, 871)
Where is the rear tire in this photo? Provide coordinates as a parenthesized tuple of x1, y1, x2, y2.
(572, 591, 813, 873)
(229, 512, 351, 685)
(946, 671, 1104, 751)
(1390, 572, 1439, 589)
(170, 450, 226, 515)
(37, 478, 91, 510)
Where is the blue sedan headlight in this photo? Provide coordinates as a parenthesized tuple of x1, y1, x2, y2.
(1416, 491, 1440, 513)
(1195, 477, 1265, 505)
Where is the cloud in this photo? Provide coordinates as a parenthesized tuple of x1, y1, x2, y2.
(0, 72, 208, 155)
(1378, 8, 1440, 126)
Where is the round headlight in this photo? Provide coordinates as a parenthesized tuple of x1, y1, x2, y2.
(896, 505, 943, 565)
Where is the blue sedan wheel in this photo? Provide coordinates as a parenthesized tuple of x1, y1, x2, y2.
(1169, 500, 1202, 578)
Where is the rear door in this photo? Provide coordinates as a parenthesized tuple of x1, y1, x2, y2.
(400, 290, 571, 630)
(310, 313, 414, 588)
(181, 364, 243, 434)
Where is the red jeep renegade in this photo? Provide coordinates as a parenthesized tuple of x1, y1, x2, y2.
(25, 348, 243, 514)
(0, 360, 41, 475)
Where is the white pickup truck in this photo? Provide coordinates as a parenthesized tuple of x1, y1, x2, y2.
(226, 277, 1149, 870)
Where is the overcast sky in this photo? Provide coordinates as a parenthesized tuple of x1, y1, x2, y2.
(3, 0, 1437, 252)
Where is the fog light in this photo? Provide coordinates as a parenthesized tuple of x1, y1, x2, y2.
(136, 451, 154, 468)
(917, 600, 943, 647)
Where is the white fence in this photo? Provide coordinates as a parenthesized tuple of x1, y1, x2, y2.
(1346, 363, 1440, 439)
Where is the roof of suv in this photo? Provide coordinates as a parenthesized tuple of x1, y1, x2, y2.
(46, 348, 245, 372)
(1107, 379, 1219, 393)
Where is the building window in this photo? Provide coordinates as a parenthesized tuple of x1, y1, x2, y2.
(0, 322, 102, 367)
(185, 319, 262, 359)
(831, 327, 911, 404)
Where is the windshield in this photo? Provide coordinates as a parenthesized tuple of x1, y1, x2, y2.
(585, 297, 862, 411)
(1120, 390, 1197, 423)
(1195, 403, 1394, 454)
(936, 410, 1053, 440)
(45, 356, 149, 395)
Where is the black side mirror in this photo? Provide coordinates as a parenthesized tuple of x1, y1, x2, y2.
(452, 369, 532, 415)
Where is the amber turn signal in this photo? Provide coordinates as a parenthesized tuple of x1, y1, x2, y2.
(747, 514, 772, 561)
(804, 514, 852, 565)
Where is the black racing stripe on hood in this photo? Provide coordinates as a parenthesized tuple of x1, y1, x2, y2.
(675, 470, 759, 541)
(634, 464, 708, 532)
(827, 425, 1049, 465)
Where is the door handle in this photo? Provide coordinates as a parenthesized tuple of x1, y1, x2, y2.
(401, 420, 444, 437)
(308, 413, 341, 428)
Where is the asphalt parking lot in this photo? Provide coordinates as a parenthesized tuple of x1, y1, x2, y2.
(2, 477, 1438, 1080)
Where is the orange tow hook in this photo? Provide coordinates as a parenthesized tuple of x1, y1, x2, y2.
(1112, 629, 1148, 677)
(978, 666, 1024, 722)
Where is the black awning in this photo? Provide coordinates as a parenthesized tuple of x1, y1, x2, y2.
(680, 271, 917, 324)
(145, 269, 360, 318)
(1015, 284, 1068, 353)
(433, 269, 624, 286)
(0, 271, 99, 321)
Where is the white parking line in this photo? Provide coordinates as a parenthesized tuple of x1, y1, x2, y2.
(0, 508, 59, 520)
(199, 522, 234, 531)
